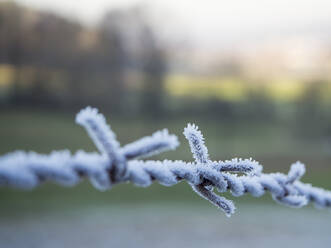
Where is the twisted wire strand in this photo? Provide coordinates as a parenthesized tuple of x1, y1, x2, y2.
(0, 107, 330, 217)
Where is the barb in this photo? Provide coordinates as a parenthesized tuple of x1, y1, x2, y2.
(183, 123, 235, 215)
(183, 123, 209, 164)
(121, 129, 179, 159)
(76, 107, 126, 181)
(0, 107, 330, 217)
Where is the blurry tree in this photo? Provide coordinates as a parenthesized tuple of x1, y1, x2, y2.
(100, 6, 167, 118)
(98, 10, 128, 112)
(0, 2, 168, 116)
(0, 2, 24, 103)
(294, 81, 329, 139)
(26, 12, 83, 106)
(139, 25, 167, 119)
(0, 2, 85, 106)
(75, 6, 168, 115)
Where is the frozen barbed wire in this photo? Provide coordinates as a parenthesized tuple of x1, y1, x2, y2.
(0, 107, 330, 217)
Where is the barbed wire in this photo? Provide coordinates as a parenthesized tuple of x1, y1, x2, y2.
(0, 107, 330, 217)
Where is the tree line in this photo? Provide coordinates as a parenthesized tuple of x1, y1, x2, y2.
(0, 2, 166, 117)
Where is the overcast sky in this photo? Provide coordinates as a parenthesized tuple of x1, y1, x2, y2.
(15, 0, 331, 49)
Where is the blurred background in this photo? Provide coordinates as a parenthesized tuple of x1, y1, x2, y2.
(0, 0, 331, 247)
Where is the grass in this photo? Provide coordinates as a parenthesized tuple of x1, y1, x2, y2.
(0, 108, 330, 158)
(165, 74, 331, 103)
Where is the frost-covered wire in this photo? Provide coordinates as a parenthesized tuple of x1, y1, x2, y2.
(0, 107, 330, 217)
